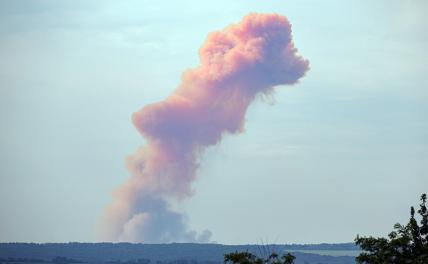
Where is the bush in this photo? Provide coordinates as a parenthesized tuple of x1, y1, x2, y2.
(224, 251, 295, 264)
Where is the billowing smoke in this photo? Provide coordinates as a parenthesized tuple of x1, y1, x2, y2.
(102, 13, 309, 243)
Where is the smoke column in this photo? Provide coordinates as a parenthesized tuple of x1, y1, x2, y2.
(102, 13, 309, 243)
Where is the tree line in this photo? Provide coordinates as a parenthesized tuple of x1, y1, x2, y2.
(225, 193, 428, 264)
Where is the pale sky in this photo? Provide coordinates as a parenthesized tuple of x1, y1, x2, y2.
(0, 0, 427, 244)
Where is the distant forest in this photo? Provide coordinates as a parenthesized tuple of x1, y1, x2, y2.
(0, 243, 358, 264)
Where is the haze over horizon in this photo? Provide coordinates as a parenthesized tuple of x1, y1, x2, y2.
(0, 0, 427, 244)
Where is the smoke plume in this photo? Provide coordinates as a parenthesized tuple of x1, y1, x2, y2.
(102, 13, 309, 243)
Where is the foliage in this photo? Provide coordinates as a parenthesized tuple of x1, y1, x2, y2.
(224, 251, 295, 264)
(355, 193, 428, 263)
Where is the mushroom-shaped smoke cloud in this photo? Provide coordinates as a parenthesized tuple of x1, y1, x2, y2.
(101, 13, 309, 243)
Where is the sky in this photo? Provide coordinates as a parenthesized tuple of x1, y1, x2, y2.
(0, 0, 427, 244)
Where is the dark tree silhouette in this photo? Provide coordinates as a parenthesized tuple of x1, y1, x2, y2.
(224, 251, 295, 264)
(355, 193, 428, 263)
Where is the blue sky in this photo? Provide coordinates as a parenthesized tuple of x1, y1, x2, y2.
(0, 0, 427, 243)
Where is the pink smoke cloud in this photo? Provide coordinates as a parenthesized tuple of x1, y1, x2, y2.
(101, 13, 309, 243)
